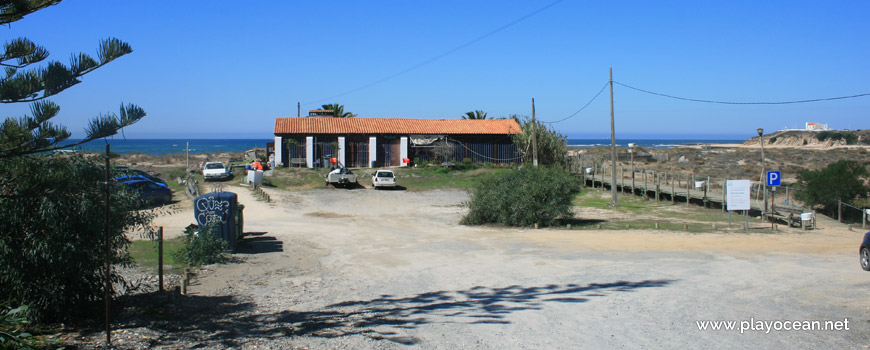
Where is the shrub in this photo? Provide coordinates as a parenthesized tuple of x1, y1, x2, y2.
(461, 166, 581, 227)
(794, 160, 869, 214)
(174, 224, 228, 266)
(0, 155, 154, 322)
(511, 115, 570, 167)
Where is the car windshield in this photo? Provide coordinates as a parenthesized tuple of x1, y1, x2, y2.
(377, 172, 394, 178)
(205, 163, 224, 169)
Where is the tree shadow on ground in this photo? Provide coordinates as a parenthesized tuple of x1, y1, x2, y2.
(236, 232, 283, 254)
(560, 218, 607, 227)
(107, 279, 675, 348)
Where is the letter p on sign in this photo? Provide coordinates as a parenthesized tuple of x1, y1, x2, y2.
(767, 171, 781, 186)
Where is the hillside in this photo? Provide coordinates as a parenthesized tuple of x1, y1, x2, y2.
(743, 129, 870, 147)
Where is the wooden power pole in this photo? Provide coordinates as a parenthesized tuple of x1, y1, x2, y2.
(609, 68, 618, 206)
(531, 98, 538, 167)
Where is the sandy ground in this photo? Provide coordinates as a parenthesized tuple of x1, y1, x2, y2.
(124, 182, 870, 349)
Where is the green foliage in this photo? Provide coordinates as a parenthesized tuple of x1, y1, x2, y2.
(0, 3, 149, 324)
(462, 166, 581, 227)
(795, 160, 869, 212)
(0, 304, 59, 349)
(462, 110, 487, 119)
(173, 224, 228, 267)
(0, 2, 144, 158)
(815, 131, 857, 145)
(511, 115, 570, 167)
(0, 155, 154, 322)
(320, 103, 356, 118)
(461, 157, 473, 166)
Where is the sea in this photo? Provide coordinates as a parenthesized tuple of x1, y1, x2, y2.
(59, 138, 745, 155)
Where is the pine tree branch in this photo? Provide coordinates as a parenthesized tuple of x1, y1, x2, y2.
(0, 0, 61, 25)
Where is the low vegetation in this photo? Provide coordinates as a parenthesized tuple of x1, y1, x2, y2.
(462, 166, 581, 227)
(173, 224, 229, 267)
(128, 237, 186, 274)
(570, 189, 775, 232)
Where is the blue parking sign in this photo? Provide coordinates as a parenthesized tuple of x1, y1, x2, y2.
(767, 171, 781, 186)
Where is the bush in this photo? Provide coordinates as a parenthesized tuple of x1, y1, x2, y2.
(173, 224, 228, 266)
(0, 155, 155, 322)
(461, 166, 581, 227)
(795, 160, 869, 214)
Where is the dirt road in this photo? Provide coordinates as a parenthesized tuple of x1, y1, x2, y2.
(138, 184, 868, 349)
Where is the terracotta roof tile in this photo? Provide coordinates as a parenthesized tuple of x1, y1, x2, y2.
(274, 117, 522, 135)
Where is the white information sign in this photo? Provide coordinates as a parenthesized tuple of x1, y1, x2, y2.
(801, 212, 814, 221)
(695, 181, 705, 188)
(726, 180, 751, 211)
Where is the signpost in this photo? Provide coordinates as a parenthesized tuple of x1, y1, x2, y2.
(767, 171, 781, 187)
(727, 180, 751, 228)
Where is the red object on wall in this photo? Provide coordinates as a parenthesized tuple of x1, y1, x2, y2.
(402, 158, 410, 164)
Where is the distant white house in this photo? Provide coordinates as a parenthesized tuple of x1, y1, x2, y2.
(805, 122, 829, 131)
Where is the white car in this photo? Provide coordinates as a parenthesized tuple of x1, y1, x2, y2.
(372, 169, 396, 189)
(202, 161, 231, 181)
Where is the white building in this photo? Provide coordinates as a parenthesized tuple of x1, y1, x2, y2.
(805, 122, 829, 131)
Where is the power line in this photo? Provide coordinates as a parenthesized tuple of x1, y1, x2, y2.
(614, 81, 870, 105)
(540, 81, 609, 124)
(302, 0, 564, 106)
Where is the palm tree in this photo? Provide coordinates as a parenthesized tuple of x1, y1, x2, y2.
(321, 104, 356, 118)
(462, 110, 488, 119)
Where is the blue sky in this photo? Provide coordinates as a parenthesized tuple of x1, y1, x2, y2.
(3, 1, 869, 139)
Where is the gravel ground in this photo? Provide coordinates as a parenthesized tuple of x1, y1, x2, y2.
(75, 184, 868, 349)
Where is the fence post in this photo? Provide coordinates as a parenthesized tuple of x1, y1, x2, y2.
(671, 175, 676, 204)
(686, 175, 690, 206)
(158, 226, 163, 292)
(722, 179, 727, 212)
(838, 201, 842, 223)
(704, 176, 709, 208)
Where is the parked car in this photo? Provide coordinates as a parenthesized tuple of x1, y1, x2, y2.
(116, 168, 167, 186)
(861, 231, 870, 271)
(120, 179, 172, 205)
(203, 161, 232, 181)
(115, 174, 169, 187)
(326, 166, 358, 187)
(372, 169, 396, 189)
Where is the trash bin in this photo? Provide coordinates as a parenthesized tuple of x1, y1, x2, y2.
(236, 204, 245, 239)
(193, 191, 238, 252)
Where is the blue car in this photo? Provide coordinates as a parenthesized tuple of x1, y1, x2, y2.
(861, 232, 870, 271)
(114, 170, 168, 186)
(115, 174, 169, 187)
(120, 179, 172, 205)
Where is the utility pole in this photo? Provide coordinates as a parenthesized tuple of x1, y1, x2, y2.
(103, 144, 111, 347)
(531, 98, 538, 167)
(757, 128, 766, 222)
(609, 68, 617, 206)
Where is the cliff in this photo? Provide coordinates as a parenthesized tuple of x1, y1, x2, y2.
(743, 129, 870, 147)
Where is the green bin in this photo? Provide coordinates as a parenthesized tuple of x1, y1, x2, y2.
(236, 204, 245, 239)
